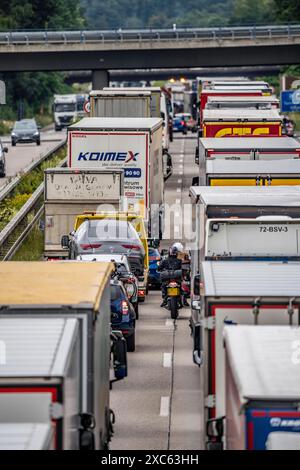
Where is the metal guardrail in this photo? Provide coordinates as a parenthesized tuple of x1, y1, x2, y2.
(0, 139, 66, 203)
(0, 149, 67, 261)
(0, 24, 300, 45)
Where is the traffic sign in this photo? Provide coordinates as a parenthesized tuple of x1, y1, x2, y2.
(83, 100, 90, 114)
(281, 90, 300, 112)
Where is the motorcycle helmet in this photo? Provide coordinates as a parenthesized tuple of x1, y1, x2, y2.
(172, 242, 184, 253)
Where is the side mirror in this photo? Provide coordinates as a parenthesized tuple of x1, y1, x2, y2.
(61, 235, 70, 249)
(206, 417, 225, 440)
(3, 147, 8, 153)
(111, 330, 128, 383)
(161, 111, 165, 120)
(193, 274, 201, 296)
(192, 176, 199, 187)
(160, 248, 168, 257)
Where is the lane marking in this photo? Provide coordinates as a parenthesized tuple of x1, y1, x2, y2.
(176, 188, 181, 193)
(160, 396, 170, 417)
(175, 212, 180, 218)
(165, 319, 173, 327)
(163, 353, 172, 368)
(175, 199, 180, 205)
(177, 179, 182, 184)
(179, 171, 183, 175)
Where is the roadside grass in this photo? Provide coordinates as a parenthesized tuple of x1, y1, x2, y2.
(12, 223, 44, 261)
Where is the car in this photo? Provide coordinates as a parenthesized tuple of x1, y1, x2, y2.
(110, 279, 136, 352)
(173, 114, 188, 134)
(11, 119, 41, 146)
(77, 253, 139, 318)
(0, 139, 8, 177)
(68, 218, 146, 279)
(181, 113, 197, 132)
(148, 247, 161, 288)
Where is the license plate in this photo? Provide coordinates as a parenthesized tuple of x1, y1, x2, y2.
(167, 287, 180, 296)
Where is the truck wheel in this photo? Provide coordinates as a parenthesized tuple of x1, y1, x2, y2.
(55, 125, 61, 131)
(126, 332, 136, 352)
(170, 297, 178, 320)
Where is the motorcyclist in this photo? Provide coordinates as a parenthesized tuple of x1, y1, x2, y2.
(158, 245, 182, 308)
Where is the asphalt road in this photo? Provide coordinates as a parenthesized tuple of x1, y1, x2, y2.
(110, 134, 204, 450)
(0, 125, 66, 190)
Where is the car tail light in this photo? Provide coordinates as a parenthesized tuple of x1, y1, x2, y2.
(138, 289, 145, 297)
(80, 243, 102, 250)
(122, 244, 141, 250)
(181, 121, 185, 126)
(169, 281, 178, 288)
(121, 300, 129, 315)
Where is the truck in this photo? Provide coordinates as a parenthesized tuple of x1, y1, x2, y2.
(190, 186, 300, 274)
(202, 109, 282, 138)
(217, 326, 300, 450)
(192, 261, 300, 448)
(201, 159, 300, 187)
(195, 136, 300, 165)
(44, 168, 124, 260)
(206, 95, 279, 110)
(53, 94, 77, 131)
(67, 117, 165, 239)
(0, 261, 127, 450)
(202, 80, 271, 90)
(0, 423, 53, 450)
(89, 90, 151, 118)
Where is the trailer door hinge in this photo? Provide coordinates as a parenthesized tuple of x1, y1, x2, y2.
(50, 402, 63, 420)
(205, 394, 216, 408)
(201, 317, 216, 330)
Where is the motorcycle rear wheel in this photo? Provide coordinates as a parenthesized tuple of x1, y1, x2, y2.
(170, 297, 179, 320)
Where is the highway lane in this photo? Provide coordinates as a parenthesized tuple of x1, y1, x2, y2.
(0, 125, 66, 190)
(110, 134, 204, 450)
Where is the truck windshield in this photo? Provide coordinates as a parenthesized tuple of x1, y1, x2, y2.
(206, 221, 300, 259)
(55, 103, 76, 112)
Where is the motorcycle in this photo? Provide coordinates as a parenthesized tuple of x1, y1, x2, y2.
(160, 269, 182, 320)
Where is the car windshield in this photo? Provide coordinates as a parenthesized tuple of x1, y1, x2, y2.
(55, 103, 76, 112)
(111, 284, 123, 301)
(84, 219, 140, 241)
(14, 121, 36, 131)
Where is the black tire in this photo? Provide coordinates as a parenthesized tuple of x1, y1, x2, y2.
(170, 297, 178, 320)
(135, 302, 139, 320)
(11, 141, 16, 147)
(55, 125, 61, 132)
(126, 332, 136, 352)
(37, 140, 41, 146)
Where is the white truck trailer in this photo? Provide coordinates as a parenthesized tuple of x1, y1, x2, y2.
(196, 136, 300, 165)
(194, 262, 300, 448)
(44, 168, 124, 259)
(89, 90, 151, 118)
(0, 424, 53, 450)
(67, 117, 164, 239)
(206, 95, 279, 110)
(0, 262, 126, 450)
(221, 326, 300, 450)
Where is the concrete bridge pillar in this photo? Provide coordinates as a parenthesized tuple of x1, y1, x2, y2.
(92, 69, 109, 89)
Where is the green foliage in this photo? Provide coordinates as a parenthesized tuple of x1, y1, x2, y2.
(229, 0, 276, 25)
(12, 223, 44, 261)
(273, 0, 300, 23)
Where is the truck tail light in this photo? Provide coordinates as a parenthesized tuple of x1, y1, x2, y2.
(80, 243, 102, 250)
(121, 300, 129, 315)
(169, 281, 178, 288)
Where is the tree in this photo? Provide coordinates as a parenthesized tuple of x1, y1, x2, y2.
(274, 0, 300, 23)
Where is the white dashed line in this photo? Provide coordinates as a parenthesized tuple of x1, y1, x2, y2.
(177, 179, 182, 184)
(160, 396, 170, 417)
(163, 353, 172, 368)
(175, 212, 180, 218)
(175, 199, 180, 205)
(176, 188, 181, 193)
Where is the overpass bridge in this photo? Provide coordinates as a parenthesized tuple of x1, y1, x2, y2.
(0, 24, 300, 87)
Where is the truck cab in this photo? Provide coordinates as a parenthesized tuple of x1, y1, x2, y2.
(53, 94, 77, 131)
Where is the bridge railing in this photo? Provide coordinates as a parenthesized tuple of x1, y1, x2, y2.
(0, 24, 300, 45)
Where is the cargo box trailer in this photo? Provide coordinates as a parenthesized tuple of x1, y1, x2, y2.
(195, 136, 300, 165)
(206, 95, 279, 110)
(44, 168, 124, 259)
(0, 423, 53, 450)
(203, 80, 270, 90)
(0, 317, 81, 449)
(192, 262, 300, 446)
(89, 90, 151, 118)
(220, 326, 300, 450)
(202, 109, 282, 138)
(189, 185, 300, 277)
(202, 159, 300, 187)
(67, 117, 164, 238)
(0, 261, 126, 450)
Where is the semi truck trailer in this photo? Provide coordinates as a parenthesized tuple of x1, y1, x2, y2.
(67, 117, 165, 239)
(89, 90, 151, 118)
(220, 326, 300, 450)
(206, 95, 279, 110)
(44, 168, 124, 259)
(0, 262, 127, 450)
